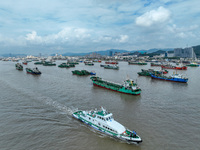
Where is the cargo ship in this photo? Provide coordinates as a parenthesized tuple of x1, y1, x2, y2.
(43, 61, 56, 66)
(58, 63, 75, 68)
(72, 107, 142, 144)
(137, 69, 168, 76)
(151, 73, 188, 83)
(186, 63, 199, 67)
(128, 61, 147, 65)
(26, 67, 42, 75)
(161, 64, 187, 70)
(90, 76, 141, 95)
(15, 63, 23, 70)
(105, 61, 118, 64)
(150, 62, 162, 66)
(104, 65, 119, 70)
(72, 70, 96, 76)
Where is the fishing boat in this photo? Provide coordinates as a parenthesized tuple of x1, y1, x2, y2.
(68, 61, 79, 65)
(22, 61, 28, 65)
(15, 63, 23, 70)
(34, 61, 44, 65)
(90, 76, 141, 95)
(104, 65, 119, 70)
(105, 61, 118, 64)
(100, 64, 106, 67)
(90, 71, 96, 75)
(151, 72, 188, 83)
(85, 62, 94, 66)
(150, 62, 162, 66)
(26, 67, 42, 75)
(128, 61, 147, 65)
(186, 63, 199, 67)
(58, 63, 75, 68)
(72, 107, 142, 144)
(43, 61, 56, 66)
(137, 69, 168, 76)
(72, 70, 95, 76)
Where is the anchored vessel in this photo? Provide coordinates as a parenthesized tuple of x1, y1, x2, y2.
(128, 61, 147, 65)
(186, 63, 199, 67)
(151, 73, 188, 83)
(72, 70, 96, 76)
(26, 67, 41, 75)
(34, 61, 44, 65)
(84, 61, 94, 66)
(137, 69, 168, 76)
(58, 63, 75, 68)
(72, 107, 142, 144)
(161, 64, 187, 70)
(150, 62, 162, 66)
(15, 63, 23, 70)
(22, 61, 28, 65)
(104, 65, 119, 70)
(90, 76, 141, 95)
(105, 61, 118, 64)
(43, 61, 56, 66)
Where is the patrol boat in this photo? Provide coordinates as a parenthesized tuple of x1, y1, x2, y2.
(72, 107, 142, 144)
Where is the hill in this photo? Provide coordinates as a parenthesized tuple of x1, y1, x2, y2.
(62, 49, 128, 56)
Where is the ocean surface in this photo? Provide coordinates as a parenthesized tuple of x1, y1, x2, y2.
(0, 60, 199, 150)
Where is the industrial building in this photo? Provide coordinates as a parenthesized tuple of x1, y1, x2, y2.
(174, 47, 196, 59)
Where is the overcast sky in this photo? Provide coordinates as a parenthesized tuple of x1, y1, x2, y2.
(0, 0, 200, 55)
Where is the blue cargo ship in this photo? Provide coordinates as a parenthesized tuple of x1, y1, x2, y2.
(151, 73, 188, 83)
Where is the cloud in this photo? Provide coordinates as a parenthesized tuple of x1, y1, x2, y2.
(26, 31, 42, 42)
(0, 0, 200, 54)
(167, 24, 199, 38)
(25, 27, 92, 45)
(135, 6, 171, 27)
(118, 35, 129, 43)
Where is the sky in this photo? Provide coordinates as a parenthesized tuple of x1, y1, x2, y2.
(0, 0, 200, 55)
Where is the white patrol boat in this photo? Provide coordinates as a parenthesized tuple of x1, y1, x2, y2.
(72, 107, 142, 144)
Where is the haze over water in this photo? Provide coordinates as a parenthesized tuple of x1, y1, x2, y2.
(0, 61, 199, 150)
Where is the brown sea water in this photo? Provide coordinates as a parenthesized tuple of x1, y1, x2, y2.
(0, 61, 199, 150)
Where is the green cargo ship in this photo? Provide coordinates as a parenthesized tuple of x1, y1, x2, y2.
(186, 63, 199, 67)
(128, 61, 147, 65)
(58, 63, 75, 68)
(90, 76, 141, 95)
(72, 70, 90, 75)
(43, 61, 56, 66)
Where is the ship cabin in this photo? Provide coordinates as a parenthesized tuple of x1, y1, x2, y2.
(92, 108, 126, 134)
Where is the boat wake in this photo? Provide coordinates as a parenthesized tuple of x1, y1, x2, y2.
(1, 80, 77, 116)
(38, 96, 78, 115)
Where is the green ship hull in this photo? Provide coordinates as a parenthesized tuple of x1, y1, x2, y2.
(90, 76, 141, 95)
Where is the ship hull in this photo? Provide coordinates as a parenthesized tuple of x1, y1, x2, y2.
(16, 68, 23, 70)
(93, 83, 141, 95)
(26, 71, 41, 75)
